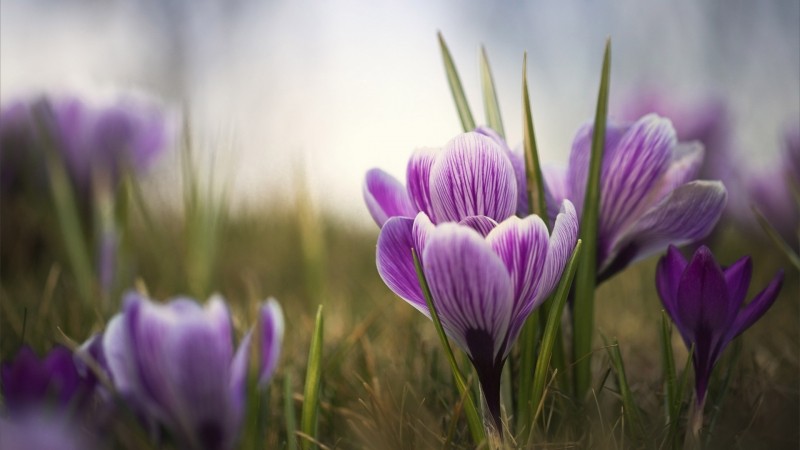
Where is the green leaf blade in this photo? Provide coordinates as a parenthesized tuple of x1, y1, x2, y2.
(300, 305, 324, 450)
(479, 46, 505, 137)
(438, 32, 476, 132)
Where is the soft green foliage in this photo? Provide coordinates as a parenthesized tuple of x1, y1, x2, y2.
(573, 39, 612, 401)
(479, 46, 505, 138)
(301, 305, 324, 450)
(438, 32, 476, 132)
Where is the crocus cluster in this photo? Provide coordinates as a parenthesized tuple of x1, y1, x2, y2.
(545, 114, 728, 281)
(656, 245, 783, 405)
(365, 130, 578, 428)
(99, 292, 284, 450)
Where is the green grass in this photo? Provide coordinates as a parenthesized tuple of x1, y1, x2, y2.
(1, 192, 798, 449)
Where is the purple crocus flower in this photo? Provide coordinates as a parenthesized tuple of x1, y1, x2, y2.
(363, 131, 524, 227)
(619, 90, 734, 183)
(0, 413, 97, 450)
(545, 114, 728, 282)
(0, 345, 95, 413)
(656, 245, 783, 405)
(376, 200, 578, 428)
(102, 292, 284, 450)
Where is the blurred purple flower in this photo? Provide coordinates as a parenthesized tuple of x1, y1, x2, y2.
(363, 131, 523, 227)
(545, 114, 728, 282)
(656, 245, 783, 405)
(376, 201, 578, 428)
(101, 292, 283, 450)
(0, 413, 97, 450)
(745, 123, 800, 246)
(0, 345, 95, 413)
(619, 90, 734, 182)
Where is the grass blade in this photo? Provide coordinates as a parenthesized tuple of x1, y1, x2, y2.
(285, 372, 298, 450)
(301, 305, 324, 450)
(412, 248, 487, 444)
(479, 45, 505, 137)
(668, 343, 695, 448)
(572, 39, 611, 401)
(660, 311, 677, 425)
(438, 32, 476, 132)
(521, 52, 548, 223)
(752, 206, 800, 270)
(529, 240, 583, 435)
(605, 337, 646, 441)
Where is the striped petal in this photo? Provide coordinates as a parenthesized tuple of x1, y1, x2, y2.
(363, 168, 417, 226)
(406, 147, 438, 222)
(430, 132, 517, 223)
(376, 217, 428, 316)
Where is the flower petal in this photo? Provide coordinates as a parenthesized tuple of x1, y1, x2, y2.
(475, 126, 529, 216)
(656, 245, 689, 331)
(459, 215, 499, 237)
(602, 180, 727, 274)
(566, 120, 631, 218)
(539, 200, 580, 303)
(486, 215, 548, 348)
(376, 217, 428, 316)
(597, 115, 676, 251)
(675, 247, 734, 344)
(423, 224, 514, 361)
(430, 132, 517, 223)
(728, 270, 784, 339)
(543, 165, 568, 223)
(650, 142, 704, 202)
(723, 256, 752, 309)
(363, 168, 416, 227)
(406, 147, 438, 221)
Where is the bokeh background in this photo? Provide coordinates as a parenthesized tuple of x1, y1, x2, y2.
(2, 0, 798, 226)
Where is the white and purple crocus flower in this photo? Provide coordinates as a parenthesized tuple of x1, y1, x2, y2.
(656, 245, 783, 406)
(545, 114, 728, 282)
(364, 131, 579, 428)
(101, 292, 284, 450)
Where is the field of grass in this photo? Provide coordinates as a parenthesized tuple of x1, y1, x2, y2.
(1, 175, 797, 449)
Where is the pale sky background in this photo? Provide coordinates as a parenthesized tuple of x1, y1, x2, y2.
(1, 0, 799, 228)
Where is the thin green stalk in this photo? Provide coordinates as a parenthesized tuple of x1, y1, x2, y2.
(572, 39, 611, 401)
(412, 249, 487, 444)
(660, 311, 677, 426)
(605, 337, 646, 441)
(438, 32, 476, 132)
(528, 240, 582, 440)
(300, 305, 324, 450)
(753, 206, 800, 270)
(284, 373, 298, 450)
(479, 45, 505, 137)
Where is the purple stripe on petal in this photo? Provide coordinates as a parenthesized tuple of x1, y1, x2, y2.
(538, 200, 579, 302)
(459, 215, 499, 237)
(412, 212, 435, 258)
(486, 215, 549, 339)
(728, 270, 784, 339)
(376, 217, 428, 315)
(363, 168, 416, 227)
(604, 180, 727, 272)
(650, 142, 704, 202)
(598, 115, 675, 248)
(422, 223, 513, 360)
(475, 126, 529, 216)
(406, 147, 438, 221)
(430, 132, 517, 223)
(567, 121, 631, 218)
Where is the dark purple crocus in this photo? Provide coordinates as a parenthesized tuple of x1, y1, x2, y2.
(0, 413, 97, 450)
(102, 292, 283, 450)
(376, 201, 578, 428)
(545, 114, 728, 282)
(1, 345, 95, 413)
(364, 130, 525, 227)
(656, 245, 783, 405)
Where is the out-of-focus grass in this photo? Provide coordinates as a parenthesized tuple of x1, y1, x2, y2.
(1, 193, 798, 449)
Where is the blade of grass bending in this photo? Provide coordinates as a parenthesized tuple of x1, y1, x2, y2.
(438, 32, 476, 132)
(605, 337, 646, 440)
(301, 305, 324, 450)
(668, 344, 694, 447)
(529, 241, 583, 436)
(479, 46, 505, 137)
(704, 339, 741, 447)
(660, 311, 677, 426)
(572, 39, 611, 401)
(32, 105, 95, 305)
(412, 248, 487, 444)
(285, 373, 298, 450)
(753, 206, 800, 270)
